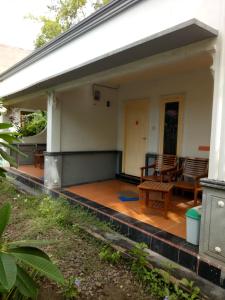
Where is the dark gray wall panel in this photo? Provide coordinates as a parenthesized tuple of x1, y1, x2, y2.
(61, 152, 119, 186)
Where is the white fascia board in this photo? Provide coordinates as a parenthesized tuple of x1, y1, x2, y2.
(0, 0, 218, 99)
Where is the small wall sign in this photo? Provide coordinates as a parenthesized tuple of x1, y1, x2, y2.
(198, 146, 210, 151)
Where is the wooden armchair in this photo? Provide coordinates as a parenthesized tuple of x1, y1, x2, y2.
(34, 150, 44, 169)
(174, 157, 208, 205)
(140, 154, 177, 183)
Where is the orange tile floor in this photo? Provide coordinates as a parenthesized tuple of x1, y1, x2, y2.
(12, 166, 193, 239)
(67, 180, 196, 239)
(16, 165, 44, 179)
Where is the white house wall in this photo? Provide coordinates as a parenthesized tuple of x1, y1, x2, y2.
(60, 85, 118, 151)
(117, 69, 213, 158)
(0, 0, 220, 98)
(58, 69, 212, 158)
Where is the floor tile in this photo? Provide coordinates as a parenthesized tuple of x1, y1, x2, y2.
(67, 180, 188, 239)
(16, 165, 44, 179)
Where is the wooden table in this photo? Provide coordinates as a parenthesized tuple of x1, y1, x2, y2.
(138, 181, 174, 218)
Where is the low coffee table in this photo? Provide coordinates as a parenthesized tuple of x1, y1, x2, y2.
(138, 181, 174, 218)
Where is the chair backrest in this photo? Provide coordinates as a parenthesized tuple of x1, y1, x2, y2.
(155, 154, 177, 172)
(183, 157, 208, 179)
(34, 149, 44, 154)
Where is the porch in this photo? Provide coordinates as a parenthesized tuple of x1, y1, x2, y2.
(66, 179, 193, 239)
(7, 165, 202, 278)
(8, 43, 214, 243)
(5, 44, 224, 289)
(13, 164, 197, 239)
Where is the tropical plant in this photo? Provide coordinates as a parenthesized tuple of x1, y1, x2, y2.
(0, 202, 64, 299)
(18, 111, 47, 137)
(0, 122, 24, 177)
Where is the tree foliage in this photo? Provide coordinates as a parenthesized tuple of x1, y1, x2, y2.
(30, 0, 111, 48)
(18, 111, 47, 137)
(93, 0, 111, 9)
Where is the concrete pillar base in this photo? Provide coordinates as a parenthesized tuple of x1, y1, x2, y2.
(200, 178, 225, 268)
(44, 154, 62, 189)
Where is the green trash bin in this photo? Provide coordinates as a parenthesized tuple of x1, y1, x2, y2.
(185, 206, 202, 245)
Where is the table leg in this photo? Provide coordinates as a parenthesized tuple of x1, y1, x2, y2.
(164, 190, 171, 218)
(145, 190, 150, 207)
(34, 156, 37, 168)
(40, 156, 44, 169)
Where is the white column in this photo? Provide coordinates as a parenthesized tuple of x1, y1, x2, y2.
(209, 1, 225, 181)
(47, 91, 61, 152)
(0, 108, 10, 168)
(45, 91, 62, 189)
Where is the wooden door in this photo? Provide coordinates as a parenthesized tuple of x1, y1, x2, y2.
(124, 100, 149, 176)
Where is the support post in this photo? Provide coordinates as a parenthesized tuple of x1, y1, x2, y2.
(44, 91, 62, 189)
(0, 107, 11, 168)
(200, 1, 225, 270)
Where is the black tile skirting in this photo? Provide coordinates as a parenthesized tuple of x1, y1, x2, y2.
(6, 167, 224, 289)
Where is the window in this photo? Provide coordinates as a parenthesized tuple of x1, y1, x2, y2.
(159, 95, 184, 156)
(163, 101, 179, 155)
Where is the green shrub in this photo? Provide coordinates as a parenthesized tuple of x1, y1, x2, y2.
(38, 196, 72, 227)
(129, 243, 201, 300)
(99, 245, 121, 265)
(18, 111, 47, 137)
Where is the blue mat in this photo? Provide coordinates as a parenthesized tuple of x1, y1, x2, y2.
(118, 191, 139, 202)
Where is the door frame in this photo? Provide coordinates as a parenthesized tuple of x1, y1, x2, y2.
(159, 94, 184, 156)
(123, 99, 150, 174)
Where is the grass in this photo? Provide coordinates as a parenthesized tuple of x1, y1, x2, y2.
(0, 178, 153, 300)
(0, 178, 202, 300)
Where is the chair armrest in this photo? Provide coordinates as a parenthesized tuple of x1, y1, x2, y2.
(160, 165, 177, 175)
(140, 163, 156, 171)
(141, 164, 155, 171)
(169, 167, 183, 177)
(140, 163, 156, 178)
(196, 173, 208, 180)
(194, 173, 208, 187)
(164, 166, 182, 182)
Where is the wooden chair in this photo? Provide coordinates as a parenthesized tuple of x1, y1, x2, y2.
(140, 154, 178, 183)
(174, 157, 208, 205)
(34, 150, 44, 169)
